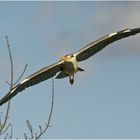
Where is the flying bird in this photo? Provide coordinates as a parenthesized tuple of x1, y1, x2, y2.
(0, 28, 140, 106)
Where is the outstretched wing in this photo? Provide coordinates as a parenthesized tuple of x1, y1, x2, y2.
(75, 28, 140, 62)
(0, 60, 64, 106)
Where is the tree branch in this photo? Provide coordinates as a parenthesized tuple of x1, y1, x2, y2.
(0, 36, 27, 138)
(13, 63, 27, 86)
(0, 36, 55, 139)
(24, 78, 55, 139)
(35, 78, 55, 139)
(0, 36, 13, 136)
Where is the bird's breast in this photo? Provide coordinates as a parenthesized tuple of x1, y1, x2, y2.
(62, 55, 78, 75)
(65, 61, 76, 74)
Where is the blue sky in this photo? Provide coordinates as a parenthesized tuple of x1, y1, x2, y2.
(0, 1, 140, 139)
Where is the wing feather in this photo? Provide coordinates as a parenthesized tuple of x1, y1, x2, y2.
(0, 60, 64, 106)
(75, 28, 140, 62)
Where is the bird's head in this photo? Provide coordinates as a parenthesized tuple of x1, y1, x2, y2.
(61, 54, 75, 61)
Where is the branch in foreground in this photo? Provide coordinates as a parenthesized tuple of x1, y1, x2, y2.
(36, 77, 55, 139)
(0, 36, 14, 136)
(0, 36, 27, 138)
(24, 78, 55, 139)
(0, 36, 54, 138)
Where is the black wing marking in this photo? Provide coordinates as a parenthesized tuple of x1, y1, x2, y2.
(0, 60, 64, 106)
(75, 28, 140, 62)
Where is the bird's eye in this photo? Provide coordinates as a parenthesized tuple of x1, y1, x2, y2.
(71, 54, 74, 57)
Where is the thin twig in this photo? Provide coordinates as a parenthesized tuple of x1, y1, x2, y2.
(0, 123, 11, 136)
(13, 63, 28, 86)
(9, 123, 13, 139)
(24, 133, 28, 140)
(1, 36, 13, 129)
(26, 120, 34, 139)
(1, 36, 55, 138)
(0, 36, 14, 135)
(5, 36, 14, 88)
(4, 132, 8, 139)
(35, 77, 55, 139)
(0, 112, 3, 129)
(23, 78, 55, 139)
(0, 36, 28, 138)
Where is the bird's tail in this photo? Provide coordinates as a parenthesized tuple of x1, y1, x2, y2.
(69, 75, 74, 85)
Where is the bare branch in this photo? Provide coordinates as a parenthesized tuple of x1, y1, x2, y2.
(0, 36, 13, 136)
(13, 63, 28, 86)
(5, 64, 27, 87)
(38, 125, 42, 134)
(24, 78, 55, 139)
(26, 120, 34, 139)
(2, 124, 13, 139)
(9, 124, 13, 139)
(4, 132, 8, 139)
(5, 81, 11, 86)
(0, 123, 12, 136)
(24, 133, 28, 140)
(35, 77, 55, 139)
(0, 112, 3, 129)
(0, 36, 55, 138)
(5, 36, 14, 88)
(0, 36, 28, 138)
